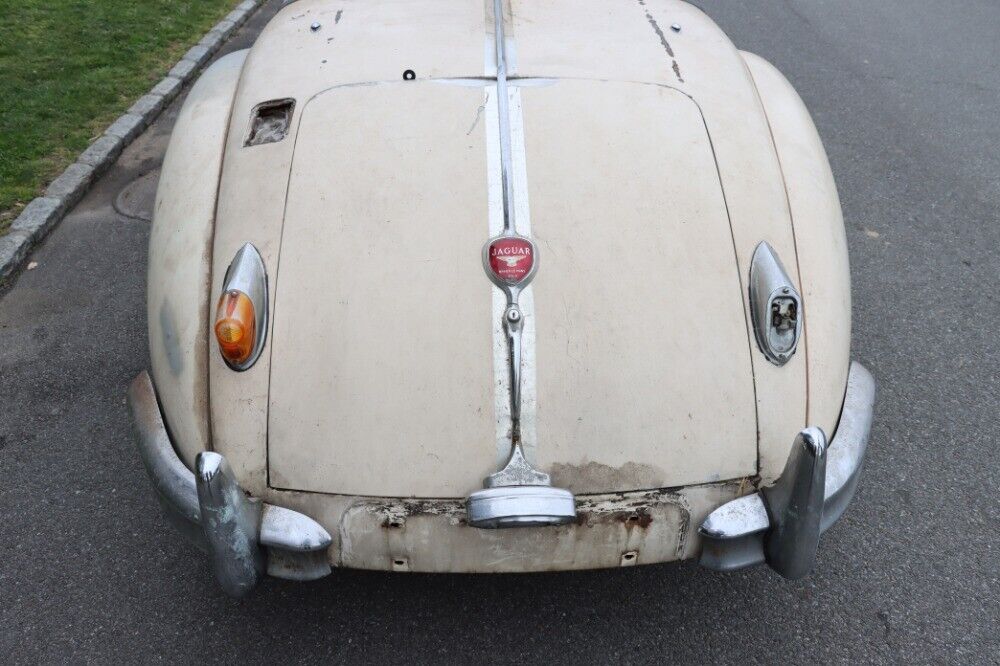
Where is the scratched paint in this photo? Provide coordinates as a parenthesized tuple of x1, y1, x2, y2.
(637, 0, 685, 83)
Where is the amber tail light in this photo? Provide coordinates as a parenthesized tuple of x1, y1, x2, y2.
(215, 290, 256, 365)
(215, 243, 268, 370)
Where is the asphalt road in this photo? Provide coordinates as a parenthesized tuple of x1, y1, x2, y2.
(2, 1, 998, 663)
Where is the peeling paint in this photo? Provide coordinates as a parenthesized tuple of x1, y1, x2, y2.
(637, 0, 685, 84)
(640, 2, 675, 58)
(372, 499, 467, 528)
(334, 488, 699, 572)
(672, 60, 685, 83)
(467, 92, 489, 135)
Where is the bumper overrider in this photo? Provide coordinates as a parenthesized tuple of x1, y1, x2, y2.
(698, 361, 876, 577)
(127, 371, 332, 598)
(127, 362, 874, 596)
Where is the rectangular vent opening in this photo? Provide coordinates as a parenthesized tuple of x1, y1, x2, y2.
(245, 98, 295, 147)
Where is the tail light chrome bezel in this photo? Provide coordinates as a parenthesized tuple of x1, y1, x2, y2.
(217, 243, 269, 371)
(749, 241, 802, 366)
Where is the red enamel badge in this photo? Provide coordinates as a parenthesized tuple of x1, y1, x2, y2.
(487, 237, 535, 286)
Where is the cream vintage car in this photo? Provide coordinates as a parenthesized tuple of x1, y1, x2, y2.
(128, 0, 875, 596)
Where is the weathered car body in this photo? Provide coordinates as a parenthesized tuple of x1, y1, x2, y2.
(129, 0, 874, 596)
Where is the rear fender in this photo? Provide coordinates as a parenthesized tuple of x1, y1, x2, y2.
(740, 51, 852, 440)
(148, 50, 249, 467)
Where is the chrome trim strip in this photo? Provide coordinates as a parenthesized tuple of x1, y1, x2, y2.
(483, 0, 540, 459)
(507, 88, 539, 458)
(126, 371, 333, 595)
(483, 0, 536, 448)
(493, 0, 516, 235)
(430, 77, 558, 88)
(127, 371, 206, 548)
(698, 361, 875, 575)
(821, 362, 875, 530)
(485, 84, 540, 465)
(467, 0, 576, 528)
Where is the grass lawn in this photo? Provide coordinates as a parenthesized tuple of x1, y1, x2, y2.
(0, 0, 242, 233)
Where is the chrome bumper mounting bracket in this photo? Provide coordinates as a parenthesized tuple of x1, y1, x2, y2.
(761, 427, 827, 579)
(467, 442, 576, 528)
(698, 361, 875, 577)
(195, 452, 265, 598)
(127, 371, 333, 597)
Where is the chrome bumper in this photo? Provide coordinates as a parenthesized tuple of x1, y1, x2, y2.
(698, 361, 876, 578)
(128, 361, 873, 588)
(127, 371, 332, 597)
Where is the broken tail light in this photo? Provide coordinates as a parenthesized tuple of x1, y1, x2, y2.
(749, 241, 802, 366)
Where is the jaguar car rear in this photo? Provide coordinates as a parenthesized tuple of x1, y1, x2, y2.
(128, 0, 875, 596)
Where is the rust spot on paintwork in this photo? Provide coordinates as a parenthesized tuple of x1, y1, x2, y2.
(573, 489, 683, 529)
(619, 508, 654, 529)
(376, 499, 466, 529)
(550, 461, 664, 494)
(577, 506, 653, 530)
(340, 487, 711, 569)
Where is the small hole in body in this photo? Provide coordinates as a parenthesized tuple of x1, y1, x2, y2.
(245, 99, 295, 147)
(403, 69, 416, 81)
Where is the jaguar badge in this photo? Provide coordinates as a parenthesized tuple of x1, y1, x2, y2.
(483, 236, 537, 290)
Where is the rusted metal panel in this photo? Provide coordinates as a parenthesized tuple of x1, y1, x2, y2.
(310, 483, 744, 572)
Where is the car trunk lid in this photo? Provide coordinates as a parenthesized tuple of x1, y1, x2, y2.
(266, 79, 757, 497)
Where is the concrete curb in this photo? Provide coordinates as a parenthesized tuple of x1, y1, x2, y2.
(0, 0, 265, 282)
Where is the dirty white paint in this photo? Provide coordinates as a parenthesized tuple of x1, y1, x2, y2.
(207, 0, 489, 497)
(526, 79, 758, 491)
(261, 478, 745, 572)
(741, 51, 851, 441)
(148, 50, 248, 468)
(141, 0, 855, 570)
(266, 81, 495, 497)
